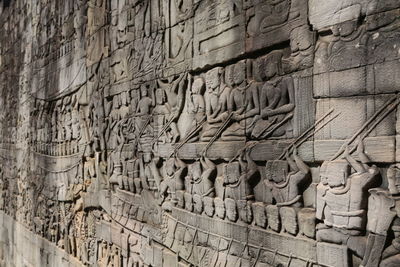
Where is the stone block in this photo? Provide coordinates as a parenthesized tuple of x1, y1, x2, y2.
(309, 0, 369, 30)
(193, 0, 246, 70)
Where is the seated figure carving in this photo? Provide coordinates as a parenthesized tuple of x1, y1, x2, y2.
(251, 76, 295, 139)
(220, 61, 260, 141)
(200, 67, 231, 142)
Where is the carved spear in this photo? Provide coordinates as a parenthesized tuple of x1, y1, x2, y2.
(330, 95, 400, 161)
(278, 108, 335, 159)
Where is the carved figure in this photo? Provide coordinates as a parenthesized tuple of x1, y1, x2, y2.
(251, 76, 295, 139)
(185, 156, 216, 198)
(252, 202, 267, 228)
(362, 165, 400, 267)
(225, 198, 238, 222)
(264, 148, 309, 207)
(156, 74, 187, 143)
(316, 142, 379, 257)
(182, 76, 206, 143)
(200, 67, 231, 141)
(215, 197, 225, 220)
(223, 148, 259, 201)
(158, 157, 187, 211)
(221, 61, 260, 141)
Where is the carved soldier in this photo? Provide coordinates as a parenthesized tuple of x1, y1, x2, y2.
(298, 208, 316, 239)
(193, 194, 203, 214)
(136, 84, 154, 116)
(316, 142, 379, 258)
(237, 200, 253, 224)
(158, 157, 187, 211)
(71, 100, 81, 141)
(225, 198, 238, 222)
(135, 84, 155, 139)
(156, 73, 186, 143)
(185, 156, 216, 199)
(204, 196, 215, 217)
(252, 202, 267, 228)
(126, 154, 142, 194)
(362, 164, 400, 267)
(223, 148, 259, 201)
(109, 95, 122, 123)
(263, 148, 308, 208)
(200, 67, 231, 141)
(215, 197, 226, 219)
(119, 92, 130, 120)
(184, 192, 193, 212)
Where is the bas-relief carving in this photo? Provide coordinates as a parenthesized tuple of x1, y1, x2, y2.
(2, 1, 400, 267)
(246, 0, 308, 52)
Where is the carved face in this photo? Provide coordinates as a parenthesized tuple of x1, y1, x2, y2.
(176, 191, 185, 208)
(298, 208, 316, 238)
(266, 205, 280, 232)
(193, 195, 203, 214)
(290, 26, 312, 52)
(264, 51, 282, 79)
(155, 88, 165, 105)
(280, 207, 297, 235)
(233, 61, 246, 86)
(252, 203, 267, 228)
(112, 95, 120, 109)
(140, 86, 148, 97)
(205, 68, 221, 92)
(320, 160, 349, 188)
(225, 199, 237, 222)
(388, 165, 400, 195)
(189, 162, 201, 181)
(192, 78, 204, 95)
(265, 160, 288, 184)
(224, 65, 235, 87)
(184, 193, 193, 212)
(165, 158, 175, 176)
(335, 21, 357, 37)
(204, 197, 215, 217)
(238, 200, 253, 224)
(214, 198, 225, 219)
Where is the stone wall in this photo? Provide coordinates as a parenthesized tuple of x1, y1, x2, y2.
(0, 0, 399, 266)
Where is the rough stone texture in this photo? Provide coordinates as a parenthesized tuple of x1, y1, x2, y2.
(0, 0, 399, 266)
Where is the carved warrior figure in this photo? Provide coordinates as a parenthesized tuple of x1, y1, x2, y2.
(155, 73, 187, 144)
(362, 165, 400, 267)
(264, 148, 309, 207)
(158, 157, 187, 211)
(185, 156, 216, 198)
(316, 142, 379, 257)
(222, 148, 259, 201)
